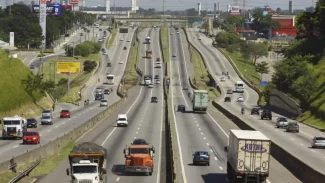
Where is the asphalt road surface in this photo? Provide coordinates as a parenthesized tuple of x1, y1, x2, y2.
(186, 28, 307, 182)
(0, 28, 135, 163)
(39, 27, 165, 183)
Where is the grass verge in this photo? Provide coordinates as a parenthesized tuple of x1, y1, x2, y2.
(106, 29, 117, 48)
(191, 46, 219, 100)
(42, 54, 100, 104)
(0, 142, 75, 182)
(121, 40, 139, 92)
(220, 49, 266, 105)
(161, 27, 169, 62)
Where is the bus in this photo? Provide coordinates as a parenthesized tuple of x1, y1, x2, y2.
(146, 50, 152, 58)
(2, 115, 26, 140)
(235, 81, 245, 93)
(107, 74, 115, 85)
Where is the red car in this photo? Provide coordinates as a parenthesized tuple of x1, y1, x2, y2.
(23, 131, 40, 144)
(60, 110, 71, 118)
(156, 58, 160, 62)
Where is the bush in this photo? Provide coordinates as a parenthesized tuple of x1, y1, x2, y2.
(215, 32, 241, 48)
(37, 53, 46, 57)
(74, 41, 101, 57)
(44, 49, 54, 53)
(83, 60, 97, 72)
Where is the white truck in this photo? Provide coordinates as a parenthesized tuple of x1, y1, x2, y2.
(1, 115, 27, 140)
(66, 142, 107, 183)
(224, 130, 271, 183)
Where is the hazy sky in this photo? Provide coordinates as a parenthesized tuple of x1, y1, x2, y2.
(0, 0, 316, 11)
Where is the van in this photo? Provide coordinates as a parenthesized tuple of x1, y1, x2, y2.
(41, 110, 53, 125)
(116, 114, 128, 127)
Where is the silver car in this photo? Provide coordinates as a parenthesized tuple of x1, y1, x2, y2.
(100, 99, 108, 107)
(311, 136, 325, 148)
(286, 122, 299, 132)
(41, 115, 53, 125)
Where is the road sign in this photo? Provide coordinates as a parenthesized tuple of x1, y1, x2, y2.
(57, 62, 81, 74)
(260, 81, 268, 87)
(69, 0, 78, 4)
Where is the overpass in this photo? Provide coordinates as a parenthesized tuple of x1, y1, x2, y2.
(115, 18, 188, 22)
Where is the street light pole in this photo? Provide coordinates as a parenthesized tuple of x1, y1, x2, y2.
(72, 41, 75, 57)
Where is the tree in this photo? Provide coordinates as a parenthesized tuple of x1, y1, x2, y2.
(215, 32, 241, 48)
(63, 44, 74, 56)
(291, 72, 317, 105)
(255, 61, 269, 80)
(186, 8, 198, 16)
(295, 12, 318, 38)
(241, 42, 268, 65)
(250, 9, 281, 35)
(21, 74, 46, 102)
(305, 6, 315, 13)
(224, 16, 244, 28)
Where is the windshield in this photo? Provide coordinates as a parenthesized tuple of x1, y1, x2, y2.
(25, 132, 37, 136)
(130, 148, 149, 154)
(42, 116, 50, 119)
(73, 165, 97, 174)
(107, 76, 114, 79)
(62, 110, 69, 113)
(3, 120, 21, 125)
(101, 100, 107, 102)
(118, 118, 127, 121)
(315, 137, 325, 141)
(236, 84, 244, 87)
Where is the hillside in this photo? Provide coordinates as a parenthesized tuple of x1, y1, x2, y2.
(0, 49, 52, 119)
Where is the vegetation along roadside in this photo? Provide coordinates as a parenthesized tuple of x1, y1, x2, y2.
(0, 142, 75, 182)
(161, 27, 169, 62)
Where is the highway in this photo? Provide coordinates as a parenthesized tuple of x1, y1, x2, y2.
(185, 28, 308, 182)
(0, 28, 136, 163)
(39, 27, 165, 183)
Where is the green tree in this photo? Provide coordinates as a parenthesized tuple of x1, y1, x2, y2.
(63, 44, 74, 56)
(21, 74, 45, 102)
(215, 32, 241, 48)
(291, 72, 317, 105)
(224, 16, 244, 28)
(242, 42, 268, 65)
(186, 8, 198, 16)
(255, 61, 269, 80)
(251, 9, 281, 35)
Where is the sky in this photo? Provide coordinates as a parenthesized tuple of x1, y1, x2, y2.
(0, 0, 316, 11)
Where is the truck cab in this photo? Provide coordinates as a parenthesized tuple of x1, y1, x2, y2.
(123, 142, 155, 175)
(1, 115, 26, 140)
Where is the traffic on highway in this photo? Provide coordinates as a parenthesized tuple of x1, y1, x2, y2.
(1, 13, 324, 183)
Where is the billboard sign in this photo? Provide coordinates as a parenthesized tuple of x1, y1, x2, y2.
(9, 32, 14, 47)
(61, 5, 72, 11)
(230, 6, 240, 13)
(32, 4, 61, 15)
(69, 0, 78, 4)
(57, 62, 81, 74)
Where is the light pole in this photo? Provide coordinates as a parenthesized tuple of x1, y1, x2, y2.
(72, 41, 75, 57)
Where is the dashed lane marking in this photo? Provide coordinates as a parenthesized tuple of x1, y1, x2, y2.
(201, 133, 203, 135)
(48, 130, 51, 132)
(134, 137, 136, 139)
(136, 132, 138, 134)
(116, 177, 120, 181)
(300, 143, 304, 146)
(13, 145, 18, 148)
(203, 137, 206, 140)
(311, 150, 316, 152)
(219, 166, 223, 170)
(206, 143, 209, 146)
(199, 128, 201, 131)
(214, 157, 218, 161)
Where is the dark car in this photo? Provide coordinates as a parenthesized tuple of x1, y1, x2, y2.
(123, 46, 127, 50)
(132, 139, 148, 145)
(251, 108, 260, 115)
(95, 93, 104, 100)
(154, 75, 160, 79)
(193, 151, 210, 166)
(104, 89, 110, 94)
(26, 118, 37, 128)
(29, 64, 34, 69)
(261, 109, 272, 120)
(151, 97, 158, 103)
(177, 105, 185, 112)
(107, 62, 112, 67)
(224, 97, 231, 102)
(227, 89, 233, 94)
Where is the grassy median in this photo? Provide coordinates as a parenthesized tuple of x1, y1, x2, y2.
(161, 27, 169, 62)
(0, 142, 75, 182)
(191, 45, 219, 100)
(121, 39, 140, 92)
(106, 29, 117, 48)
(43, 54, 100, 104)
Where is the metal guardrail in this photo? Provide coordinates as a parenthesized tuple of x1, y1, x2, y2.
(8, 158, 41, 183)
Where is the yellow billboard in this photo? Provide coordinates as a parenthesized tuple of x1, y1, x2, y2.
(56, 62, 81, 74)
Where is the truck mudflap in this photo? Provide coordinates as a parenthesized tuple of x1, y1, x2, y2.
(125, 166, 153, 173)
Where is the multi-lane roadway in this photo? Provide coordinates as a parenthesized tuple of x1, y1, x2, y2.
(0, 27, 135, 164)
(39, 27, 165, 183)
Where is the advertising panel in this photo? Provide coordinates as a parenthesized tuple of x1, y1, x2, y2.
(230, 6, 240, 13)
(69, 0, 79, 4)
(9, 32, 14, 47)
(272, 18, 294, 29)
(61, 5, 72, 11)
(46, 0, 52, 3)
(57, 62, 81, 74)
(32, 4, 61, 15)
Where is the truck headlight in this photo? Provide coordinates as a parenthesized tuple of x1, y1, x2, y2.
(147, 161, 151, 166)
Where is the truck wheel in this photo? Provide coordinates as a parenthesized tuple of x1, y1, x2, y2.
(207, 162, 210, 166)
(149, 172, 152, 176)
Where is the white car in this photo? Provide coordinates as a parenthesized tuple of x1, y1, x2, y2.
(176, 31, 179, 34)
(220, 77, 226, 82)
(102, 52, 107, 55)
(120, 37, 124, 41)
(170, 32, 173, 35)
(118, 60, 124, 64)
(116, 114, 128, 127)
(156, 79, 160, 84)
(98, 39, 103, 42)
(148, 84, 154, 88)
(276, 117, 289, 128)
(237, 96, 244, 102)
(100, 99, 108, 107)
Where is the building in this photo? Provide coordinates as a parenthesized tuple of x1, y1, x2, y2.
(272, 15, 296, 36)
(289, 1, 293, 13)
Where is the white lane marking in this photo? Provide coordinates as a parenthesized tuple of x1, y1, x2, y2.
(134, 137, 136, 139)
(48, 130, 51, 132)
(311, 150, 316, 152)
(138, 128, 140, 130)
(136, 132, 138, 134)
(197, 124, 199, 127)
(300, 143, 304, 146)
(201, 132, 203, 135)
(139, 124, 141, 126)
(206, 143, 209, 146)
(206, 112, 229, 138)
(13, 145, 18, 148)
(214, 157, 218, 161)
(300, 131, 314, 138)
(63, 122, 66, 124)
(199, 128, 201, 131)
(203, 137, 206, 140)
(116, 177, 120, 181)
(55, 125, 59, 128)
(210, 149, 213, 152)
(40, 134, 43, 136)
(219, 166, 223, 170)
(194, 120, 197, 123)
(169, 28, 187, 183)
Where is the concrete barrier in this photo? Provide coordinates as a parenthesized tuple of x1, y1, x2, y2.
(211, 100, 325, 183)
(182, 28, 222, 94)
(0, 98, 125, 174)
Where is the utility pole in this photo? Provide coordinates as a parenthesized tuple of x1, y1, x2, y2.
(163, 0, 165, 15)
(93, 26, 94, 40)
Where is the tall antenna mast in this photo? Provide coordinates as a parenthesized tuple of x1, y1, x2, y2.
(243, 0, 246, 12)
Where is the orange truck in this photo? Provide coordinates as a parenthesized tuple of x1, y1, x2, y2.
(123, 140, 155, 175)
